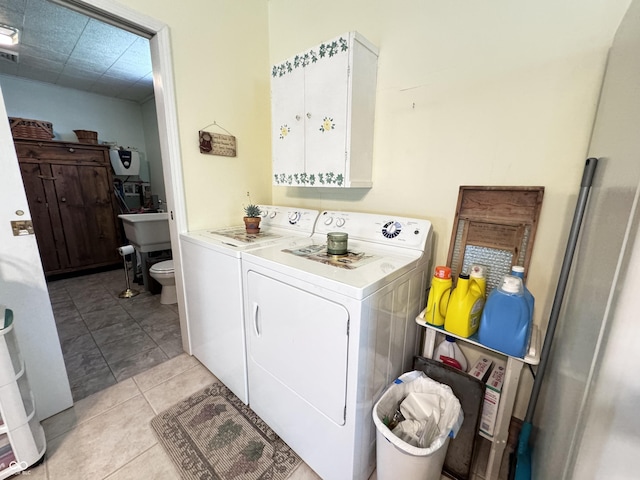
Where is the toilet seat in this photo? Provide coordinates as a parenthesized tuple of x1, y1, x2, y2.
(150, 259, 174, 274)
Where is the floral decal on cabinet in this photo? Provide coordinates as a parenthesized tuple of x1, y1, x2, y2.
(271, 37, 349, 78)
(320, 117, 335, 132)
(279, 125, 290, 139)
(274, 172, 344, 186)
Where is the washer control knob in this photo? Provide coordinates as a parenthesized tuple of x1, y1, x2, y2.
(382, 221, 402, 238)
(324, 217, 333, 226)
(288, 211, 301, 224)
(335, 218, 346, 228)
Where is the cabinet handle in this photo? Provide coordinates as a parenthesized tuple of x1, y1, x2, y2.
(306, 112, 311, 119)
(60, 197, 67, 203)
(68, 148, 75, 153)
(253, 302, 261, 337)
(37, 175, 57, 181)
(295, 115, 301, 121)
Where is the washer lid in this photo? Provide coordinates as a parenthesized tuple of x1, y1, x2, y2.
(151, 260, 174, 272)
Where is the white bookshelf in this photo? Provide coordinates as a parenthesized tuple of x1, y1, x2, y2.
(0, 307, 46, 478)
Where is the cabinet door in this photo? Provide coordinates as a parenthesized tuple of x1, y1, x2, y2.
(18, 163, 70, 272)
(271, 66, 305, 184)
(304, 41, 350, 186)
(51, 162, 120, 268)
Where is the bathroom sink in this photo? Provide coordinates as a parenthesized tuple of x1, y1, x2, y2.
(118, 212, 171, 252)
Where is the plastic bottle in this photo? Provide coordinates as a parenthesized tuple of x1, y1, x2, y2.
(511, 265, 534, 322)
(444, 273, 485, 338)
(434, 335, 468, 371)
(424, 266, 453, 326)
(478, 275, 531, 357)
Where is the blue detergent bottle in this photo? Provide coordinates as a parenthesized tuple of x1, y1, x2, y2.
(478, 274, 531, 357)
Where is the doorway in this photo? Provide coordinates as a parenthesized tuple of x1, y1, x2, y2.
(1, 0, 187, 405)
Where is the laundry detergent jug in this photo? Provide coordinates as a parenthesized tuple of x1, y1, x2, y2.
(444, 273, 485, 338)
(478, 274, 532, 357)
(434, 335, 468, 371)
(424, 266, 453, 326)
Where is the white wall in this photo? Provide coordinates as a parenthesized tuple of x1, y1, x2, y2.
(141, 98, 166, 202)
(267, 0, 631, 417)
(120, 0, 273, 231)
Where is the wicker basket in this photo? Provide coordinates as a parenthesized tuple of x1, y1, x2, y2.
(9, 117, 54, 140)
(73, 130, 98, 144)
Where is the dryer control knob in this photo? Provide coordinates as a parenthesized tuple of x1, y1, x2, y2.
(288, 211, 301, 224)
(383, 221, 402, 238)
(324, 217, 333, 226)
(335, 218, 346, 227)
(269, 211, 277, 219)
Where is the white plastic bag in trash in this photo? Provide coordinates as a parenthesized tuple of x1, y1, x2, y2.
(373, 371, 464, 456)
(391, 392, 444, 447)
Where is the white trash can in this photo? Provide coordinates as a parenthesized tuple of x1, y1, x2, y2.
(373, 371, 464, 480)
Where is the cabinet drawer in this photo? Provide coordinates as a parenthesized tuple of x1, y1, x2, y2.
(14, 143, 109, 165)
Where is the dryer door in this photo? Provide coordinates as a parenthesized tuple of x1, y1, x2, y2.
(246, 270, 349, 425)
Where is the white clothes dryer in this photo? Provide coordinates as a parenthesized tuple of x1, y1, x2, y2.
(179, 206, 319, 404)
(241, 210, 434, 480)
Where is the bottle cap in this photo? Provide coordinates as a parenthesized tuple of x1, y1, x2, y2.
(511, 265, 525, 274)
(501, 275, 523, 294)
(470, 264, 486, 278)
(434, 266, 452, 279)
(445, 335, 456, 342)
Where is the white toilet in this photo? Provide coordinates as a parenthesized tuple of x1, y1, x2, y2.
(149, 260, 177, 305)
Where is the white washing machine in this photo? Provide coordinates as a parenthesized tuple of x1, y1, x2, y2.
(241, 210, 433, 480)
(179, 206, 319, 404)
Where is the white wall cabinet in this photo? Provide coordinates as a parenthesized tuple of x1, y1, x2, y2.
(271, 32, 378, 188)
(0, 307, 46, 478)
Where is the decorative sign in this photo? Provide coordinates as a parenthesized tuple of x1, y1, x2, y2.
(199, 130, 237, 157)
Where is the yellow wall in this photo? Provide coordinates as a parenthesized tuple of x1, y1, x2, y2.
(120, 0, 273, 230)
(267, 0, 630, 416)
(115, 0, 630, 417)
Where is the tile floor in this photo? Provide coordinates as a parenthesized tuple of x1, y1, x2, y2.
(31, 268, 508, 480)
(47, 267, 183, 401)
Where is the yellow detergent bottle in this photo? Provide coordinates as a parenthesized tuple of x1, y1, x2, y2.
(424, 266, 453, 326)
(444, 273, 485, 337)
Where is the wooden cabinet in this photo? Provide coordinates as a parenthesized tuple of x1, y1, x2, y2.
(271, 32, 378, 188)
(14, 139, 121, 275)
(0, 307, 46, 478)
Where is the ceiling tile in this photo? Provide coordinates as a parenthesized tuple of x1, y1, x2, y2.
(0, 0, 154, 103)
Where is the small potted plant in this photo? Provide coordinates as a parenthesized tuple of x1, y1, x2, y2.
(243, 204, 262, 233)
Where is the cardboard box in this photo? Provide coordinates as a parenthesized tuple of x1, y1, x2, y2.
(480, 362, 506, 437)
(468, 357, 492, 382)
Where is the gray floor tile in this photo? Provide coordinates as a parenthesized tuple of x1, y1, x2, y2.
(65, 348, 110, 382)
(99, 330, 159, 363)
(47, 267, 183, 400)
(82, 305, 133, 331)
(92, 321, 144, 347)
(110, 347, 169, 382)
(69, 365, 118, 402)
(61, 332, 99, 358)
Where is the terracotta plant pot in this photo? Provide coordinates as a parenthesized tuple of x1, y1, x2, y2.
(243, 216, 261, 233)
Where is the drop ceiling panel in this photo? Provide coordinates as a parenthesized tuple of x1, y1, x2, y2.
(0, 0, 153, 103)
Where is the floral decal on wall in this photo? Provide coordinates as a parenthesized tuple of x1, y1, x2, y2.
(279, 125, 290, 139)
(320, 117, 335, 132)
(271, 37, 349, 78)
(274, 172, 344, 186)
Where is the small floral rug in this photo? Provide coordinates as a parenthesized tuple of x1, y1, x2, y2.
(151, 383, 301, 480)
